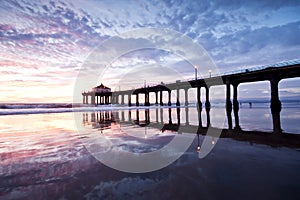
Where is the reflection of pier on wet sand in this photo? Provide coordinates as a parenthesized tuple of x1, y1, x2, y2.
(83, 107, 300, 149)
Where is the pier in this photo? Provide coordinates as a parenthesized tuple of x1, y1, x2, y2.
(82, 60, 300, 133)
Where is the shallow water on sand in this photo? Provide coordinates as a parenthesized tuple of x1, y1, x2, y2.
(0, 106, 299, 199)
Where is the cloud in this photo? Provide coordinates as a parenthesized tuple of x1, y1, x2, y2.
(0, 0, 300, 102)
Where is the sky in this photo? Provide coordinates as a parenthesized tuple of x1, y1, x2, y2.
(0, 0, 300, 103)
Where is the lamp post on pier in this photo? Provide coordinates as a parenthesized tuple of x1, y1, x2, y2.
(209, 69, 212, 78)
(195, 65, 198, 80)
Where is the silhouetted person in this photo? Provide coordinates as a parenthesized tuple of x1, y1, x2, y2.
(249, 102, 252, 108)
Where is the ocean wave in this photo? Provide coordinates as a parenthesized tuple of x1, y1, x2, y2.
(0, 104, 183, 116)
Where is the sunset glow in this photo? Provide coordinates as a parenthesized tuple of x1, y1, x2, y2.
(1, 0, 300, 103)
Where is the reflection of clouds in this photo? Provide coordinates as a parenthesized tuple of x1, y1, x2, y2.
(81, 125, 176, 154)
(85, 177, 158, 199)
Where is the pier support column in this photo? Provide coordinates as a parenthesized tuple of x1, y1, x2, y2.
(184, 89, 189, 106)
(145, 92, 150, 106)
(197, 87, 202, 109)
(121, 94, 124, 105)
(116, 95, 119, 104)
(226, 81, 232, 111)
(176, 89, 180, 106)
(91, 93, 96, 105)
(160, 91, 163, 106)
(114, 94, 119, 104)
(128, 95, 132, 107)
(111, 95, 114, 104)
(226, 81, 232, 129)
(270, 78, 282, 133)
(233, 83, 240, 130)
(106, 96, 109, 104)
(113, 95, 116, 104)
(85, 95, 88, 104)
(205, 86, 211, 108)
(270, 78, 282, 113)
(111, 94, 117, 104)
(168, 91, 172, 106)
(83, 95, 85, 104)
(136, 94, 139, 106)
(117, 95, 120, 105)
(155, 92, 158, 105)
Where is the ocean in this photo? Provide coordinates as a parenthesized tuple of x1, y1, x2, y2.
(0, 102, 300, 199)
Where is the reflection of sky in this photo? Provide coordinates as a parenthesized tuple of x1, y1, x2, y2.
(0, 0, 300, 102)
(0, 113, 79, 165)
(281, 108, 300, 133)
(1, 111, 300, 199)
